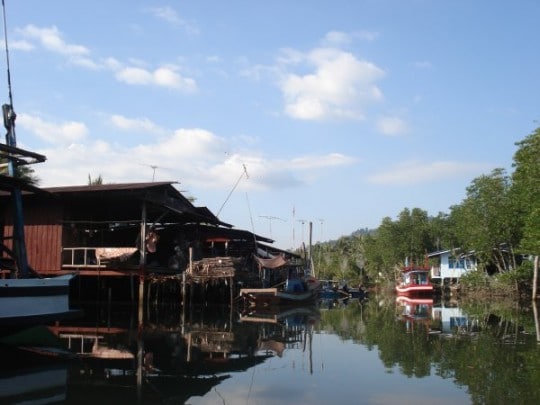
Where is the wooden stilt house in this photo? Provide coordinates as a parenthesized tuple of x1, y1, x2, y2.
(0, 182, 273, 277)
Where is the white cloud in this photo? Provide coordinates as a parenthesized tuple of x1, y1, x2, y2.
(145, 6, 199, 35)
(32, 120, 355, 193)
(109, 114, 165, 136)
(367, 160, 492, 186)
(17, 25, 89, 56)
(115, 65, 197, 91)
(279, 47, 385, 121)
(2, 39, 34, 51)
(14, 25, 197, 92)
(18, 113, 88, 144)
(322, 30, 379, 46)
(376, 116, 408, 136)
(290, 153, 356, 170)
(322, 31, 352, 46)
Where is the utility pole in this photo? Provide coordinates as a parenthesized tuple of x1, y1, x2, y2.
(297, 219, 307, 247)
(317, 218, 325, 243)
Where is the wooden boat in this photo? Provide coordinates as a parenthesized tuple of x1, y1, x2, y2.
(239, 276, 321, 307)
(239, 252, 321, 307)
(319, 285, 366, 300)
(395, 263, 434, 296)
(0, 343, 69, 404)
(0, 274, 81, 328)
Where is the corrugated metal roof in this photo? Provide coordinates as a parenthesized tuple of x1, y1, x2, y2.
(38, 181, 233, 228)
(42, 181, 177, 193)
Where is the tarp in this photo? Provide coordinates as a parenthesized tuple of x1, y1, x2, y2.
(254, 254, 288, 269)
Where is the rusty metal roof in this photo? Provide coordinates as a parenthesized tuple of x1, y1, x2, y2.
(42, 181, 177, 194)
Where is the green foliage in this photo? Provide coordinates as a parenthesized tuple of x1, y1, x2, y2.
(0, 159, 40, 185)
(460, 270, 490, 289)
(520, 208, 540, 254)
(495, 263, 531, 287)
(449, 168, 519, 273)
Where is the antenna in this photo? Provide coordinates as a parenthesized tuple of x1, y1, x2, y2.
(216, 163, 249, 217)
(139, 163, 168, 182)
(2, 0, 13, 108)
(259, 215, 285, 238)
(2, 0, 16, 160)
(1, 0, 30, 277)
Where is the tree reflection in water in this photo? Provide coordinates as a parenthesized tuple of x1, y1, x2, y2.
(2, 296, 540, 404)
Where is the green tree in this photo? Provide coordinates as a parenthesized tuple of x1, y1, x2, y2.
(449, 168, 519, 273)
(0, 160, 40, 185)
(511, 127, 540, 298)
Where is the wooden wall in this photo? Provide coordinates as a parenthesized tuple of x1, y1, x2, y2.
(2, 198, 64, 273)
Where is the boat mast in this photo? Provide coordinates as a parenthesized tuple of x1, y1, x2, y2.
(2, 0, 30, 277)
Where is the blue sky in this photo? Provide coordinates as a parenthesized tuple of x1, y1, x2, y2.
(2, 1, 538, 250)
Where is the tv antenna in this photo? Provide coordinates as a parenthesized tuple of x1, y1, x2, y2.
(259, 215, 285, 238)
(139, 163, 166, 182)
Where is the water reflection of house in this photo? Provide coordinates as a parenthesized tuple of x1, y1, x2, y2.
(428, 249, 477, 286)
(431, 304, 477, 334)
(240, 306, 319, 358)
(1, 182, 291, 302)
(48, 307, 271, 402)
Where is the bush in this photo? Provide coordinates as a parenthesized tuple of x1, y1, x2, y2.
(460, 270, 490, 289)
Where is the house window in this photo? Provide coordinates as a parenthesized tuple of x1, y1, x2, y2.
(449, 257, 465, 269)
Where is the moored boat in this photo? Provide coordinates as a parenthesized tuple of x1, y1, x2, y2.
(0, 274, 82, 329)
(238, 253, 321, 307)
(239, 276, 321, 307)
(395, 262, 434, 296)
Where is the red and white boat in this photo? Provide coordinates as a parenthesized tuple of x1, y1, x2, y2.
(395, 263, 433, 296)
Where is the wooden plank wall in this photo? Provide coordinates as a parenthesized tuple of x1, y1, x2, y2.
(2, 199, 64, 273)
(25, 201, 63, 272)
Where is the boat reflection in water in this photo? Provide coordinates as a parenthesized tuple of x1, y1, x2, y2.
(239, 305, 319, 375)
(0, 325, 75, 404)
(395, 296, 477, 336)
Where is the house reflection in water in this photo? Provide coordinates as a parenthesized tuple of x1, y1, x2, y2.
(395, 296, 480, 336)
(40, 303, 318, 403)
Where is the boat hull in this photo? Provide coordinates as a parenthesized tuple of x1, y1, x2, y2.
(0, 274, 82, 328)
(239, 277, 321, 307)
(395, 285, 434, 295)
(239, 287, 319, 307)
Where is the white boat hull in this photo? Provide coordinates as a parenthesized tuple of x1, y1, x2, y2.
(0, 274, 81, 327)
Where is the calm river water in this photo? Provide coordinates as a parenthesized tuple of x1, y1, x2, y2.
(2, 294, 540, 404)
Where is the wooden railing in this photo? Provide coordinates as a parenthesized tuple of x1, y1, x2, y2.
(62, 247, 138, 268)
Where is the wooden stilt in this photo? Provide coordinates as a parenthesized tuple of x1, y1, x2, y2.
(229, 277, 233, 308)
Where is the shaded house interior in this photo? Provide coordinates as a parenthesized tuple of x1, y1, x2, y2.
(1, 181, 286, 279)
